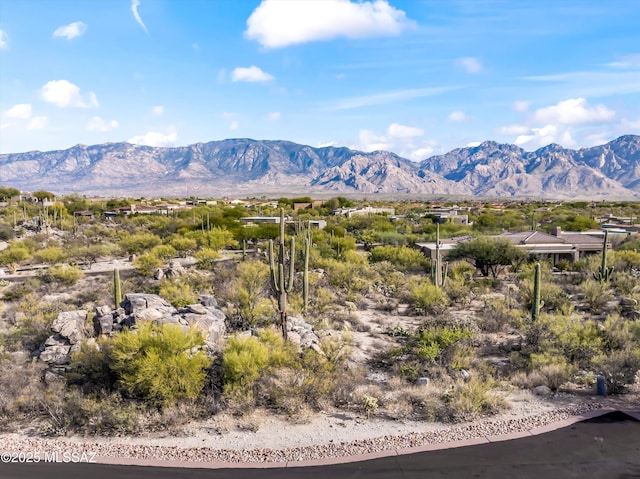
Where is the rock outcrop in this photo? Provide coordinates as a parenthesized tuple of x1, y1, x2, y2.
(92, 293, 227, 351)
(39, 310, 88, 367)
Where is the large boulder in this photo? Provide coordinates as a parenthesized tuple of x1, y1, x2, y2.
(39, 334, 72, 365)
(122, 294, 176, 319)
(50, 310, 87, 345)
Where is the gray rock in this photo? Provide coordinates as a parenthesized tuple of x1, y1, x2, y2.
(122, 294, 176, 318)
(199, 295, 218, 307)
(94, 315, 113, 335)
(39, 343, 72, 365)
(51, 310, 87, 344)
(533, 385, 553, 396)
(153, 268, 165, 280)
(95, 305, 112, 317)
(186, 303, 208, 315)
(416, 377, 430, 386)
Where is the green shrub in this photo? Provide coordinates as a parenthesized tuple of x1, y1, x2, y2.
(132, 253, 163, 276)
(368, 245, 428, 272)
(109, 322, 211, 407)
(42, 264, 84, 285)
(222, 328, 297, 395)
(579, 279, 614, 314)
(409, 279, 449, 314)
(159, 279, 197, 307)
(592, 347, 640, 394)
(443, 377, 505, 421)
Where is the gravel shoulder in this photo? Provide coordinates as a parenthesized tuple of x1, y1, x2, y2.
(2, 392, 635, 465)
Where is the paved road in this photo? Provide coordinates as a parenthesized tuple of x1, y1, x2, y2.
(2, 412, 639, 479)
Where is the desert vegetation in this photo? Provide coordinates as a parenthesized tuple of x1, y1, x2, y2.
(0, 192, 639, 436)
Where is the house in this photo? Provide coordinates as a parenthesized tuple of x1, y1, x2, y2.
(333, 206, 395, 218)
(495, 227, 605, 263)
(416, 227, 606, 265)
(73, 210, 94, 218)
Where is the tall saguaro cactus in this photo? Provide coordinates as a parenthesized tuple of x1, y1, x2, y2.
(431, 218, 448, 288)
(593, 230, 614, 283)
(303, 229, 310, 313)
(269, 208, 295, 340)
(113, 268, 123, 309)
(531, 262, 542, 321)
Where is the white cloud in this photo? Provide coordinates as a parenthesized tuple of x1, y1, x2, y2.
(267, 111, 281, 121)
(515, 124, 573, 148)
(0, 30, 7, 49)
(87, 116, 119, 132)
(355, 123, 438, 160)
(151, 105, 164, 116)
(513, 100, 530, 112)
(245, 0, 414, 48)
(53, 21, 87, 40)
(466, 142, 482, 148)
(5, 103, 32, 119)
(409, 146, 436, 160)
(131, 0, 149, 33)
(358, 129, 393, 152)
(498, 124, 530, 136)
(325, 86, 457, 111)
(128, 129, 177, 147)
(533, 97, 615, 125)
(607, 53, 640, 69)
(40, 80, 98, 108)
(447, 111, 470, 122)
(229, 120, 239, 131)
(456, 57, 483, 73)
(318, 141, 338, 148)
(387, 123, 423, 138)
(231, 66, 274, 83)
(27, 116, 47, 130)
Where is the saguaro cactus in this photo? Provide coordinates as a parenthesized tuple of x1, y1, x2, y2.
(531, 262, 542, 321)
(303, 232, 310, 313)
(593, 230, 614, 283)
(113, 268, 123, 309)
(431, 218, 448, 288)
(269, 208, 295, 340)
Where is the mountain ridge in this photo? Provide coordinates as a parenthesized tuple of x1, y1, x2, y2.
(1, 135, 639, 199)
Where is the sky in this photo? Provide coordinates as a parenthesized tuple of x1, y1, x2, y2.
(1, 0, 639, 159)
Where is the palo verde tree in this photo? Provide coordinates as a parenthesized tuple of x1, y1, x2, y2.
(447, 237, 527, 278)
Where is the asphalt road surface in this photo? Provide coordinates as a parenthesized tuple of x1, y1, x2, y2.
(2, 411, 639, 479)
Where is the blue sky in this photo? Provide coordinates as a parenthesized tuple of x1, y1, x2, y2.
(1, 0, 639, 158)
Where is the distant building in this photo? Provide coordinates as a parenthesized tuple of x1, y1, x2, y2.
(334, 206, 395, 218)
(416, 227, 607, 265)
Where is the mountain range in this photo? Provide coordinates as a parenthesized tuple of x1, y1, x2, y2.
(0, 135, 638, 199)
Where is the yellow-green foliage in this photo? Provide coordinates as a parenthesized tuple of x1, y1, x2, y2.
(519, 263, 568, 312)
(579, 279, 614, 314)
(151, 244, 177, 261)
(44, 264, 83, 285)
(109, 322, 210, 407)
(532, 313, 602, 366)
(368, 245, 428, 272)
(409, 278, 449, 314)
(132, 253, 162, 276)
(318, 251, 373, 295)
(611, 250, 640, 270)
(159, 279, 197, 307)
(34, 246, 67, 264)
(443, 377, 504, 421)
(194, 248, 219, 270)
(119, 232, 162, 255)
(222, 328, 297, 395)
(230, 260, 272, 327)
